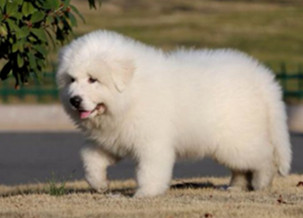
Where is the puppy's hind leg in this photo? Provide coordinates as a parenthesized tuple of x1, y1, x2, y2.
(81, 145, 119, 193)
(228, 170, 252, 191)
(251, 162, 276, 191)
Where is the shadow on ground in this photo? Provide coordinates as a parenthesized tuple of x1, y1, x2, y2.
(0, 180, 232, 198)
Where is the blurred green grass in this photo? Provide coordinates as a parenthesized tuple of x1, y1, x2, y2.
(70, 0, 303, 72)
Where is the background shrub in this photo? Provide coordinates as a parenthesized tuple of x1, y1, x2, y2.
(0, 0, 99, 89)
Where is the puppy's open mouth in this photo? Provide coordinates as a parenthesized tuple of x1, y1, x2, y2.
(79, 103, 106, 119)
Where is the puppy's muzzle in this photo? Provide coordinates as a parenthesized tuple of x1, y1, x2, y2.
(70, 95, 82, 109)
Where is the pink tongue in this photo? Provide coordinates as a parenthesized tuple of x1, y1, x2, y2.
(80, 111, 91, 119)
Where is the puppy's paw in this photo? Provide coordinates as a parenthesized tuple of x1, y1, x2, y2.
(85, 174, 109, 193)
(93, 182, 109, 193)
(226, 186, 243, 192)
(133, 187, 166, 198)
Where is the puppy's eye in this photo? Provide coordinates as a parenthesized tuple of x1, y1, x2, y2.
(88, 77, 98, 84)
(70, 77, 75, 83)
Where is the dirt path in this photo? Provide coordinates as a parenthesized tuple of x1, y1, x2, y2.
(0, 175, 302, 218)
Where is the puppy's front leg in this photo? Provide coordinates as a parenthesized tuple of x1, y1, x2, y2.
(135, 144, 175, 197)
(81, 145, 118, 192)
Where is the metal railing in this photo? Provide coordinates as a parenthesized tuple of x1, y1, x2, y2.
(275, 64, 303, 102)
(0, 72, 58, 103)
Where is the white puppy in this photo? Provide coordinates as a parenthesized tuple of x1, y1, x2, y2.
(56, 30, 292, 197)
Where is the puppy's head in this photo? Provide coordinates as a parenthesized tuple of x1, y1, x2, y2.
(56, 31, 135, 121)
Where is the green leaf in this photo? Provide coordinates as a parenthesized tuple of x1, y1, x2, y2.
(31, 11, 45, 23)
(28, 52, 37, 70)
(6, 19, 20, 32)
(45, 16, 54, 26)
(0, 62, 11, 80)
(36, 58, 45, 70)
(17, 53, 24, 67)
(0, 0, 6, 11)
(6, 0, 20, 14)
(22, 2, 35, 16)
(14, 11, 23, 19)
(61, 17, 72, 32)
(44, 28, 56, 48)
(62, 0, 71, 10)
(28, 35, 36, 42)
(16, 26, 30, 39)
(68, 12, 77, 27)
(12, 41, 24, 52)
(44, 0, 60, 10)
(33, 44, 47, 57)
(63, 0, 71, 6)
(12, 42, 19, 52)
(9, 37, 14, 43)
(0, 25, 7, 36)
(31, 28, 47, 42)
(70, 5, 85, 23)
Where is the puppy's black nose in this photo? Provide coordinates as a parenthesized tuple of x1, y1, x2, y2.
(70, 95, 82, 109)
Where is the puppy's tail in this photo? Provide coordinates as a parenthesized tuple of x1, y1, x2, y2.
(263, 73, 292, 176)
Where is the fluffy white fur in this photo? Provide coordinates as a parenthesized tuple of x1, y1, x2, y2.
(57, 30, 292, 197)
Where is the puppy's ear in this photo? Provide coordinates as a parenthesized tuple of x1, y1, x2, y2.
(111, 59, 135, 92)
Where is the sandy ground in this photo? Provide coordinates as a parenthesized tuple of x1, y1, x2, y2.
(1, 104, 303, 133)
(0, 175, 302, 218)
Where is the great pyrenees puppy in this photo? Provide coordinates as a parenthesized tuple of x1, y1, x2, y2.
(57, 30, 292, 197)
